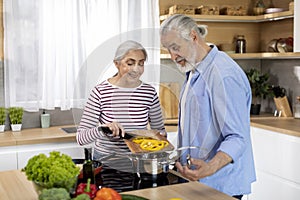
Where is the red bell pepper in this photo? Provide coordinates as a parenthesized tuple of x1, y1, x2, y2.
(76, 178, 98, 199)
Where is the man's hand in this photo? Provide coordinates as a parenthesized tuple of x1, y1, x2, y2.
(175, 151, 232, 181)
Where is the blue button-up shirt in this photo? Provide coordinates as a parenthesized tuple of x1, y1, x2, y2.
(178, 46, 256, 196)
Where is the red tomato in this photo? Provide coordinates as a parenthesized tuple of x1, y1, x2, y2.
(94, 187, 121, 200)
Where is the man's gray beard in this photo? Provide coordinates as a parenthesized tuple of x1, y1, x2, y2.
(176, 61, 195, 73)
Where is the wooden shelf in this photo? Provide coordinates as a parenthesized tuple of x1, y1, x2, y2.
(160, 10, 293, 23)
(230, 52, 300, 59)
(160, 10, 296, 60)
(161, 52, 300, 60)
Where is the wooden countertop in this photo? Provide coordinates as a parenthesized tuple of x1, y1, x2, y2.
(122, 181, 235, 200)
(250, 116, 300, 137)
(0, 170, 38, 200)
(0, 125, 77, 147)
(166, 116, 300, 137)
(0, 170, 235, 200)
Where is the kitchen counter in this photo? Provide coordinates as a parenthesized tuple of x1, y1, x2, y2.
(0, 170, 235, 200)
(0, 125, 77, 147)
(122, 181, 235, 200)
(250, 116, 300, 137)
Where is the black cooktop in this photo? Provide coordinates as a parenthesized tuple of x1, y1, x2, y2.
(97, 166, 188, 193)
(75, 163, 188, 193)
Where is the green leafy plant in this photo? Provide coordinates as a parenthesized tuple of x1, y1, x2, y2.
(8, 107, 24, 124)
(0, 107, 6, 125)
(245, 68, 274, 105)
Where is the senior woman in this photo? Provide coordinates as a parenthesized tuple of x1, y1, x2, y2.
(76, 40, 166, 177)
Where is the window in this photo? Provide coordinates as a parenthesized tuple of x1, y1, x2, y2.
(3, 0, 160, 112)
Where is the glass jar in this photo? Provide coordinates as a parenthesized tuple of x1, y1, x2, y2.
(235, 35, 246, 54)
(253, 0, 265, 15)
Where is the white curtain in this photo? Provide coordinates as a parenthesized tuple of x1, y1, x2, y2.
(4, 0, 160, 112)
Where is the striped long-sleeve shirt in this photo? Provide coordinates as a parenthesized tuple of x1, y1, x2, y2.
(76, 80, 165, 156)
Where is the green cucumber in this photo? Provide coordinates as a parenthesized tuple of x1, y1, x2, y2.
(121, 194, 149, 200)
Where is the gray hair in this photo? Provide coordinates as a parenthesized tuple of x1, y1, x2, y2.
(113, 40, 147, 62)
(160, 14, 207, 40)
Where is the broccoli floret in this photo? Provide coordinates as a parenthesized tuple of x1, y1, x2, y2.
(72, 193, 91, 200)
(39, 188, 71, 200)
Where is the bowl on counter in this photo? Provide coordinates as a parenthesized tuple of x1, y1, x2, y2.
(33, 176, 78, 195)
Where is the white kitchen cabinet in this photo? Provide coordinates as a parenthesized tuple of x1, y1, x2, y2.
(17, 142, 85, 170)
(248, 126, 300, 200)
(0, 141, 85, 172)
(0, 146, 17, 171)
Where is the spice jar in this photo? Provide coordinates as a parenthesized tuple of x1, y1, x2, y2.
(294, 96, 300, 119)
(253, 0, 265, 15)
(235, 35, 246, 53)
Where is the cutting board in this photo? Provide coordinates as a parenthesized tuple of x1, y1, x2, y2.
(159, 82, 180, 119)
(124, 130, 174, 153)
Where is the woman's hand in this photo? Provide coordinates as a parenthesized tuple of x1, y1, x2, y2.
(100, 122, 125, 138)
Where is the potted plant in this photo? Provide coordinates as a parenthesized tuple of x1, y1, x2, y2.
(8, 107, 24, 131)
(245, 68, 273, 115)
(0, 107, 6, 132)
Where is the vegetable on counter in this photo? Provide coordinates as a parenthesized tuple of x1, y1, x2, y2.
(94, 187, 122, 200)
(22, 151, 80, 191)
(75, 178, 97, 199)
(72, 193, 91, 200)
(39, 188, 71, 200)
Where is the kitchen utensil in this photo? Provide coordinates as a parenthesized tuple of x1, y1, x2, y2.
(274, 96, 293, 117)
(99, 126, 134, 139)
(272, 86, 286, 97)
(129, 146, 208, 176)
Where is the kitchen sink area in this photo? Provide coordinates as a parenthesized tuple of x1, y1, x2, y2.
(61, 126, 77, 134)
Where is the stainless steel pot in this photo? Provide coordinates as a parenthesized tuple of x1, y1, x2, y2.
(133, 151, 173, 175)
(93, 146, 208, 176)
(130, 146, 209, 176)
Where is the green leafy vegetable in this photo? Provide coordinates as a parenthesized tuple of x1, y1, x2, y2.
(22, 151, 80, 191)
